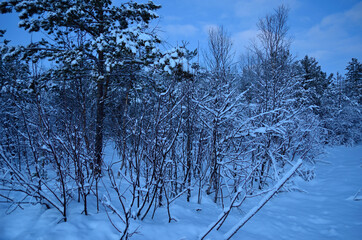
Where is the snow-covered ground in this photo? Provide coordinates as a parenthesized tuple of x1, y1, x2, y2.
(1, 145, 361, 240)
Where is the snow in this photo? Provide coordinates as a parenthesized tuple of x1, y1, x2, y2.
(253, 127, 267, 134)
(224, 159, 303, 240)
(169, 58, 176, 68)
(1, 145, 361, 240)
(231, 146, 362, 240)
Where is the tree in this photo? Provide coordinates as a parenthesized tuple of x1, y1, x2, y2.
(242, 5, 319, 189)
(322, 59, 362, 145)
(297, 55, 331, 116)
(345, 58, 362, 104)
(0, 31, 30, 173)
(0, 0, 161, 211)
(200, 26, 242, 203)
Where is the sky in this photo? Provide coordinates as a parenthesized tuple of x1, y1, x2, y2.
(156, 0, 362, 74)
(0, 0, 361, 74)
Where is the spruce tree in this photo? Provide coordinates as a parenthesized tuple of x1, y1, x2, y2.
(297, 55, 331, 116)
(345, 58, 362, 104)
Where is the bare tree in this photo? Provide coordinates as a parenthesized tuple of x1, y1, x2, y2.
(241, 5, 319, 189)
(202, 26, 240, 203)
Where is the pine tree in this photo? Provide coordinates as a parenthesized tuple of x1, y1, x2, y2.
(345, 58, 362, 104)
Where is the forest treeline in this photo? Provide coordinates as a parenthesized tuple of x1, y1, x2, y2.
(0, 1, 361, 239)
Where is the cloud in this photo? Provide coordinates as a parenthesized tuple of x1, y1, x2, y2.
(234, 0, 300, 18)
(232, 29, 259, 51)
(200, 24, 258, 53)
(319, 2, 362, 29)
(202, 24, 219, 34)
(310, 2, 362, 37)
(163, 15, 183, 22)
(163, 24, 199, 37)
(294, 2, 362, 73)
(345, 1, 362, 24)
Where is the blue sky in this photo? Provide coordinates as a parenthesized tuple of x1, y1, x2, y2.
(0, 0, 361, 74)
(156, 0, 362, 74)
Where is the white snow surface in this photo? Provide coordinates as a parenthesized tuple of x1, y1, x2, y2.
(1, 145, 361, 240)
